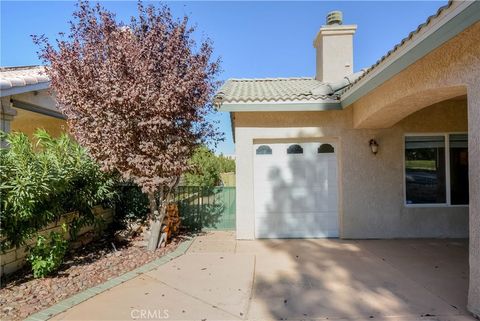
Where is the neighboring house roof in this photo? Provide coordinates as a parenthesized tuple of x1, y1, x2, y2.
(0, 66, 50, 97)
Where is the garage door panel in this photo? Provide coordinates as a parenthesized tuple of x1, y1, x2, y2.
(255, 188, 337, 213)
(256, 215, 338, 238)
(254, 142, 339, 239)
(314, 161, 337, 182)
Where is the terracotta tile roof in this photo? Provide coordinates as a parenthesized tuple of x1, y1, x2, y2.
(214, 77, 338, 105)
(341, 1, 453, 95)
(0, 66, 49, 91)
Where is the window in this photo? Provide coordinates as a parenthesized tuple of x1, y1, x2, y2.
(318, 144, 334, 153)
(256, 145, 272, 155)
(449, 134, 468, 205)
(287, 144, 303, 154)
(405, 134, 468, 206)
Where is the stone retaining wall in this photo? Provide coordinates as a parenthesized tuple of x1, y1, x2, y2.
(0, 206, 113, 276)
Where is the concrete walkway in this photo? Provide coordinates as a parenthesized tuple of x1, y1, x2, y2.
(52, 231, 473, 321)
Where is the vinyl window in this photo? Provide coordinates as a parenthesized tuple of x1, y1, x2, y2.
(404, 133, 468, 206)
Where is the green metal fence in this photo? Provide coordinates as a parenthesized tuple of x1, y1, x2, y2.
(173, 186, 236, 231)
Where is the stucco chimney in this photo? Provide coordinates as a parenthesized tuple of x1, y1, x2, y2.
(313, 11, 357, 83)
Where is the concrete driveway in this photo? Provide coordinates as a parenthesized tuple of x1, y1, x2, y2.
(53, 231, 473, 321)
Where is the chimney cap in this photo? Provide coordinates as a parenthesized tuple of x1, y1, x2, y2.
(326, 11, 343, 25)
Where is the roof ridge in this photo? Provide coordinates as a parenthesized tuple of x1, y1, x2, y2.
(341, 0, 453, 95)
(0, 65, 43, 72)
(228, 77, 316, 82)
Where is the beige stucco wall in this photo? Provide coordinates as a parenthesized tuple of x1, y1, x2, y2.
(10, 108, 67, 138)
(351, 22, 480, 129)
(342, 20, 479, 315)
(234, 97, 468, 240)
(467, 83, 480, 317)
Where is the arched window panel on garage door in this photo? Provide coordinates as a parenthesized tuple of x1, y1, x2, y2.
(256, 145, 272, 155)
(287, 144, 303, 154)
(318, 144, 334, 153)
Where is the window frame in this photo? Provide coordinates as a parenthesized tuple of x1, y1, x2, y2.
(318, 143, 335, 154)
(403, 132, 468, 208)
(255, 145, 273, 155)
(286, 144, 304, 155)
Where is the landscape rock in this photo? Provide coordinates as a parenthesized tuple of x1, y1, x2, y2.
(0, 234, 182, 321)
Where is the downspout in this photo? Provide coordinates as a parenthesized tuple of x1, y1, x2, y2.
(230, 112, 235, 143)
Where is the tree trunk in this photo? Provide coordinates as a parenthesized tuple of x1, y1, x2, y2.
(146, 188, 170, 251)
(147, 191, 161, 251)
(147, 179, 179, 251)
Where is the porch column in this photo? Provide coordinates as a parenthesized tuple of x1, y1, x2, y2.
(467, 82, 480, 317)
(0, 97, 17, 146)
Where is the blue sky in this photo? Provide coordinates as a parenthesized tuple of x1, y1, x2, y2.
(1, 1, 447, 155)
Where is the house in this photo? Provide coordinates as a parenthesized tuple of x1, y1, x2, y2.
(213, 1, 480, 316)
(0, 66, 66, 139)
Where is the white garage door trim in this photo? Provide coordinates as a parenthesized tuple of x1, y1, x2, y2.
(253, 141, 339, 239)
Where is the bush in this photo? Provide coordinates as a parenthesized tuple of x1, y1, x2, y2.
(184, 146, 220, 187)
(0, 129, 116, 251)
(27, 225, 69, 278)
(113, 184, 150, 228)
(217, 154, 235, 173)
(183, 147, 235, 188)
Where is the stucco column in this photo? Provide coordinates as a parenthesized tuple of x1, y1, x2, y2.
(234, 126, 255, 239)
(467, 82, 480, 318)
(0, 97, 17, 146)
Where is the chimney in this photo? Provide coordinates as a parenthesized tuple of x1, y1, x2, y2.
(313, 11, 357, 83)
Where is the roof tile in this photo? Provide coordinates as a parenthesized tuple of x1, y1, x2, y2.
(214, 77, 337, 105)
(0, 66, 49, 90)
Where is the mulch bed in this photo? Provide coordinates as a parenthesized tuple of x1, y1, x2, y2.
(0, 233, 187, 321)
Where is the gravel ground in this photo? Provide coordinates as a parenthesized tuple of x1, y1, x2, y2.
(0, 234, 185, 321)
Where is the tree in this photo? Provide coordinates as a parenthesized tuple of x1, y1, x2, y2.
(183, 147, 236, 187)
(184, 146, 220, 187)
(217, 154, 235, 173)
(34, 1, 221, 250)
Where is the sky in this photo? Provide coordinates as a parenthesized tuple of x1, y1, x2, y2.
(1, 0, 448, 155)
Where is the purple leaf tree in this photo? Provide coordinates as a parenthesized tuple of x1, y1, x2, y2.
(34, 1, 221, 250)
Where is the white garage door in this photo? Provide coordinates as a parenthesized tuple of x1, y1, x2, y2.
(254, 142, 338, 238)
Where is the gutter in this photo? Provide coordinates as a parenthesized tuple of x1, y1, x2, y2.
(0, 82, 50, 97)
(11, 99, 66, 120)
(230, 112, 235, 143)
(218, 100, 341, 112)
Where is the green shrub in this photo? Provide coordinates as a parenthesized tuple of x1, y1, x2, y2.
(184, 146, 220, 187)
(217, 154, 235, 173)
(113, 184, 150, 228)
(184, 147, 236, 188)
(27, 225, 69, 278)
(0, 129, 116, 251)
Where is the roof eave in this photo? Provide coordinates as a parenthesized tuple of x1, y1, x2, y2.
(340, 0, 480, 108)
(0, 82, 50, 97)
(218, 100, 341, 112)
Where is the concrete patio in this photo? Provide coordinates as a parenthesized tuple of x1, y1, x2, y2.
(52, 231, 473, 321)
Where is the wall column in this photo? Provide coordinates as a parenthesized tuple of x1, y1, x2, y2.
(0, 97, 17, 146)
(467, 81, 480, 317)
(234, 126, 255, 239)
